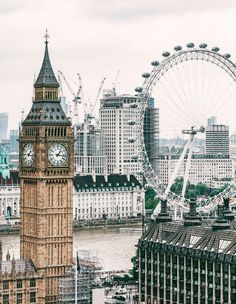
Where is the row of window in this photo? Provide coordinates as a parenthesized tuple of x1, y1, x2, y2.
(2, 279, 35, 290)
(3, 291, 35, 304)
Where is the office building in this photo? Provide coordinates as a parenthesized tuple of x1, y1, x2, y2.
(100, 93, 159, 181)
(9, 129, 19, 168)
(206, 124, 229, 155)
(138, 199, 236, 304)
(207, 116, 217, 127)
(157, 154, 234, 188)
(144, 97, 159, 174)
(74, 122, 107, 175)
(0, 113, 8, 142)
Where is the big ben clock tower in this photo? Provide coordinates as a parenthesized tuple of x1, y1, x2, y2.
(19, 33, 74, 303)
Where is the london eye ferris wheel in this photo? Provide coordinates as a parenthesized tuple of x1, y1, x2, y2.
(133, 43, 236, 215)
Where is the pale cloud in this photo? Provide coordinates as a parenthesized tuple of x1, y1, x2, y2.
(0, 0, 236, 129)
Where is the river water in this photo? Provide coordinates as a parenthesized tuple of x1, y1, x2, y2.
(1, 227, 141, 271)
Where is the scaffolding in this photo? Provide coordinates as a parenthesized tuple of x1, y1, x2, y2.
(57, 250, 103, 304)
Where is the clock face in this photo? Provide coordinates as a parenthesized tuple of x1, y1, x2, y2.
(22, 144, 35, 167)
(48, 143, 68, 167)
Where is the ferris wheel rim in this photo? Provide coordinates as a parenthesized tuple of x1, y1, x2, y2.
(136, 44, 236, 212)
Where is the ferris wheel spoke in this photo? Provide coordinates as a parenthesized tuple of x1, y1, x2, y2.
(159, 71, 194, 125)
(206, 60, 228, 115)
(155, 80, 192, 126)
(211, 79, 236, 116)
(171, 61, 198, 124)
(137, 45, 236, 215)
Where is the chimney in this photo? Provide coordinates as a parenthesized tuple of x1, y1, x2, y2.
(156, 199, 172, 223)
(223, 197, 235, 221)
(184, 199, 202, 227)
(212, 205, 230, 231)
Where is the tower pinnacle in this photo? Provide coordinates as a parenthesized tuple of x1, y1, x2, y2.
(34, 31, 59, 89)
(44, 29, 49, 44)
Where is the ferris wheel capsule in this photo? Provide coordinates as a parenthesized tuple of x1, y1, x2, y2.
(142, 73, 150, 78)
(131, 155, 139, 160)
(224, 53, 231, 59)
(212, 47, 220, 52)
(199, 43, 207, 48)
(151, 61, 159, 66)
(162, 51, 170, 57)
(186, 43, 194, 48)
(135, 87, 143, 93)
(174, 45, 182, 51)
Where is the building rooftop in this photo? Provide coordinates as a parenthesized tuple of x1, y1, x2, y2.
(74, 174, 142, 191)
(0, 170, 19, 186)
(34, 39, 59, 89)
(139, 201, 236, 255)
(1, 258, 36, 275)
(22, 101, 71, 126)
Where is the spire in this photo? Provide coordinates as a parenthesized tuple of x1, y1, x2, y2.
(6, 249, 10, 261)
(34, 30, 59, 88)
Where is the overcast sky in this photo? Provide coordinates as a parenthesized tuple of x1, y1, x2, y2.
(1, 0, 236, 129)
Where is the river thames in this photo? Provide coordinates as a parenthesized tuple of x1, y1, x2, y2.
(1, 227, 141, 271)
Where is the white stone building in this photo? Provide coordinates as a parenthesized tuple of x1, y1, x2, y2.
(99, 94, 142, 180)
(158, 154, 234, 188)
(206, 124, 229, 155)
(74, 121, 107, 176)
(73, 174, 145, 220)
(0, 172, 145, 224)
(0, 171, 20, 223)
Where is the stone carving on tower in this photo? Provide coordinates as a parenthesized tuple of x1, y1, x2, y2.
(19, 32, 74, 303)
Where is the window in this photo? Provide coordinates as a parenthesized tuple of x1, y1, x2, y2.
(16, 293, 22, 304)
(3, 281, 9, 290)
(30, 292, 36, 303)
(3, 294, 9, 304)
(17, 280, 22, 289)
(30, 278, 36, 288)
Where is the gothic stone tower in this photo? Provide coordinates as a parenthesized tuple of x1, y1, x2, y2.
(19, 35, 74, 303)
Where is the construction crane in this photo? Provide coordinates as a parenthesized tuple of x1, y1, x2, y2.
(85, 77, 106, 123)
(58, 71, 82, 125)
(112, 70, 120, 96)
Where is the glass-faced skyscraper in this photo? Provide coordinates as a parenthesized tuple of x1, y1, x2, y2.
(0, 113, 8, 142)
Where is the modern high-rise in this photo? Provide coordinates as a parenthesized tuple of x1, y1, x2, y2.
(19, 37, 74, 303)
(207, 116, 217, 127)
(206, 124, 229, 155)
(100, 94, 141, 179)
(9, 129, 19, 168)
(144, 97, 159, 174)
(74, 121, 107, 175)
(0, 113, 8, 142)
(100, 93, 159, 181)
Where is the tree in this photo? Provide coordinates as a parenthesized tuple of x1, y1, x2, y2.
(130, 251, 138, 281)
(145, 188, 159, 210)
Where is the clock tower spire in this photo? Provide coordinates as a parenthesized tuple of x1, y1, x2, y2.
(19, 33, 74, 303)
